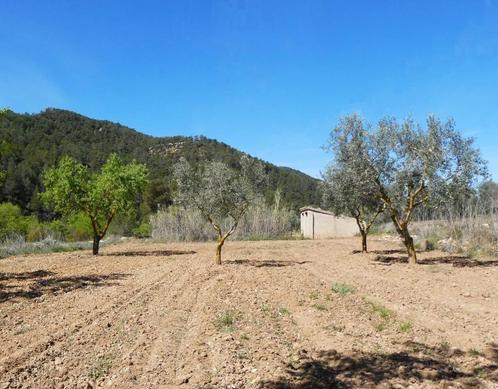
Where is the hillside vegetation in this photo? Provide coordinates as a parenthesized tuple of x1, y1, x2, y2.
(0, 108, 320, 217)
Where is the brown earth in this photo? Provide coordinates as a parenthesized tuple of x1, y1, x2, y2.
(0, 237, 497, 388)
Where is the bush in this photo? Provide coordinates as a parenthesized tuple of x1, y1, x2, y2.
(0, 203, 34, 239)
(133, 222, 151, 238)
(65, 212, 93, 242)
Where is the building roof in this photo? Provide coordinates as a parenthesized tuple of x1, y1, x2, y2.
(299, 206, 334, 215)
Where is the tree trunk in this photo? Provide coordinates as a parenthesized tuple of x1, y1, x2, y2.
(401, 228, 417, 264)
(92, 235, 101, 256)
(361, 230, 368, 253)
(354, 216, 368, 253)
(389, 213, 417, 264)
(215, 239, 223, 265)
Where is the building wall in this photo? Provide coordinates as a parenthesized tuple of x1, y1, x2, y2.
(300, 211, 357, 239)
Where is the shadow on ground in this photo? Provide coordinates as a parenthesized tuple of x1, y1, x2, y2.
(352, 249, 407, 255)
(259, 342, 497, 388)
(105, 250, 196, 257)
(374, 254, 498, 267)
(0, 271, 129, 302)
(225, 259, 310, 268)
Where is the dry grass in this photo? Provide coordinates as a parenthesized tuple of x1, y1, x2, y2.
(151, 201, 297, 242)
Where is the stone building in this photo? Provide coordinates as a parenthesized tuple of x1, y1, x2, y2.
(300, 207, 357, 239)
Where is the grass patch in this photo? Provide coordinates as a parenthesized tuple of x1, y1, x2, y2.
(438, 340, 450, 354)
(367, 301, 394, 319)
(309, 290, 320, 300)
(364, 299, 395, 331)
(240, 333, 250, 341)
(261, 304, 291, 319)
(312, 303, 328, 311)
(89, 354, 113, 381)
(468, 348, 482, 357)
(216, 310, 237, 332)
(278, 307, 290, 316)
(331, 282, 355, 296)
(260, 304, 272, 315)
(399, 321, 413, 333)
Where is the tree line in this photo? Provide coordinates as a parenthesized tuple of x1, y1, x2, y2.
(0, 108, 320, 218)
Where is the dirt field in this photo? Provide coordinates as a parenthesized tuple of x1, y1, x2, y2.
(0, 238, 497, 388)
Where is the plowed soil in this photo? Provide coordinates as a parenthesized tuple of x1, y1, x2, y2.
(1, 238, 497, 388)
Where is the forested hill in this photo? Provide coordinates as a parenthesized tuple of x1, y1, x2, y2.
(0, 108, 320, 216)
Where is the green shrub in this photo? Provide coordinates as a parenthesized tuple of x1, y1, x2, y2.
(65, 212, 93, 241)
(331, 282, 355, 296)
(133, 222, 151, 238)
(0, 203, 31, 239)
(25, 218, 44, 242)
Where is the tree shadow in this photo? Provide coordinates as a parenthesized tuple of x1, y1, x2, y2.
(374, 254, 498, 267)
(105, 250, 196, 257)
(259, 342, 496, 388)
(0, 271, 129, 303)
(225, 259, 310, 268)
(352, 249, 407, 255)
(0, 270, 55, 281)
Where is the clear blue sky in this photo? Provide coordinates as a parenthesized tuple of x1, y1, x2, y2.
(1, 1, 498, 179)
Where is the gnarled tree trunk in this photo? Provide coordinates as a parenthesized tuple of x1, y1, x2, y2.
(354, 215, 369, 253)
(215, 237, 224, 265)
(361, 230, 368, 253)
(402, 228, 417, 264)
(389, 213, 417, 264)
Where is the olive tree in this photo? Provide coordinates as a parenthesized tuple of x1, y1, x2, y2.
(323, 115, 385, 252)
(174, 156, 266, 264)
(42, 154, 149, 255)
(371, 116, 486, 263)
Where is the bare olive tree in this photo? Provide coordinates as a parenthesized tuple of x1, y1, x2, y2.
(174, 155, 266, 264)
(323, 115, 384, 253)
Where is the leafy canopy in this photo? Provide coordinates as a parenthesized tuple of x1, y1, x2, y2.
(323, 114, 383, 221)
(42, 154, 148, 238)
(369, 116, 488, 215)
(174, 155, 266, 230)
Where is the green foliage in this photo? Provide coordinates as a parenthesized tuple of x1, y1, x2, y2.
(0, 203, 34, 239)
(65, 212, 94, 241)
(0, 108, 319, 216)
(88, 354, 113, 381)
(174, 155, 266, 225)
(42, 154, 148, 253)
(216, 310, 236, 332)
(174, 155, 267, 262)
(399, 321, 413, 333)
(367, 300, 394, 320)
(328, 114, 488, 262)
(323, 115, 385, 252)
(331, 282, 355, 296)
(133, 222, 151, 238)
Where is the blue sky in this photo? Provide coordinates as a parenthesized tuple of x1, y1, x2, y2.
(1, 1, 498, 179)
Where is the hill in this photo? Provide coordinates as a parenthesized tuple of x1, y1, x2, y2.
(0, 108, 320, 217)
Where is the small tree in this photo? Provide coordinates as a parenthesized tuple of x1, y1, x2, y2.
(322, 167, 385, 254)
(42, 154, 148, 255)
(322, 165, 384, 253)
(323, 115, 385, 253)
(174, 156, 266, 264)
